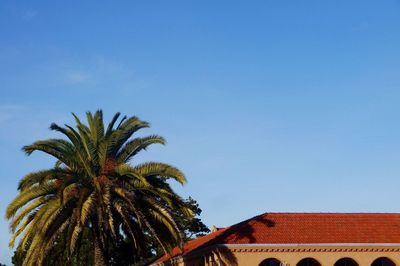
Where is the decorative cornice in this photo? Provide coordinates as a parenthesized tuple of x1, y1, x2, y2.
(151, 244, 400, 265)
(228, 246, 400, 253)
(221, 243, 400, 253)
(223, 243, 400, 247)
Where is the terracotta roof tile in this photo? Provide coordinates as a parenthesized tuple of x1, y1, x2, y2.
(153, 227, 229, 264)
(153, 212, 400, 264)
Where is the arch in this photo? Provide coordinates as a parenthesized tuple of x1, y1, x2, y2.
(372, 257, 396, 266)
(334, 258, 359, 266)
(297, 258, 321, 266)
(259, 258, 282, 266)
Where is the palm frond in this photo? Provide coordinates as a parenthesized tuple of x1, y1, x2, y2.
(135, 162, 187, 184)
(117, 135, 166, 163)
(18, 168, 68, 191)
(6, 183, 56, 219)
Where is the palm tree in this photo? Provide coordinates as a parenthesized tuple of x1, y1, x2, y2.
(6, 111, 191, 266)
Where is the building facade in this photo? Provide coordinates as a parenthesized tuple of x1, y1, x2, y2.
(151, 213, 400, 266)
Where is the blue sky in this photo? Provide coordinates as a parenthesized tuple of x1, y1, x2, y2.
(1, 0, 400, 263)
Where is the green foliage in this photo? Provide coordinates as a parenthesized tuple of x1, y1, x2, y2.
(7, 111, 198, 266)
(11, 197, 209, 266)
(13, 229, 94, 266)
(180, 197, 210, 241)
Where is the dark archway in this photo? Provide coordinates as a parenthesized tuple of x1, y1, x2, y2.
(372, 257, 396, 266)
(334, 258, 359, 266)
(297, 258, 321, 266)
(259, 258, 282, 266)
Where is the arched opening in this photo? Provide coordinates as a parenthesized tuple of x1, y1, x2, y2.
(297, 258, 321, 266)
(372, 258, 396, 266)
(334, 258, 359, 266)
(259, 258, 282, 266)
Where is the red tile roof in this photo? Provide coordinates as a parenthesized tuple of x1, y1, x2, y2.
(153, 212, 400, 264)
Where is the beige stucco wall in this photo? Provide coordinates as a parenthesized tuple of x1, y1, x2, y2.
(154, 245, 400, 266)
(232, 248, 400, 266)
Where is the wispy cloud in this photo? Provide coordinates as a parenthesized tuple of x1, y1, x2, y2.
(0, 47, 21, 60)
(0, 104, 69, 141)
(65, 71, 90, 84)
(22, 9, 37, 21)
(0, 104, 25, 124)
(1, 52, 151, 96)
(30, 55, 146, 91)
(351, 21, 369, 32)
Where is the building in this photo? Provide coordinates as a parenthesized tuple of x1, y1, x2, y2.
(151, 213, 400, 266)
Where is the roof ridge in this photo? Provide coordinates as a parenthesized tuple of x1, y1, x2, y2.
(258, 211, 400, 214)
(153, 212, 400, 265)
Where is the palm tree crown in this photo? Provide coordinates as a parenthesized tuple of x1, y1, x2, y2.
(6, 111, 191, 266)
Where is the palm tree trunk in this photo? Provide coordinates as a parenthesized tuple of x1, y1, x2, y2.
(94, 233, 107, 266)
